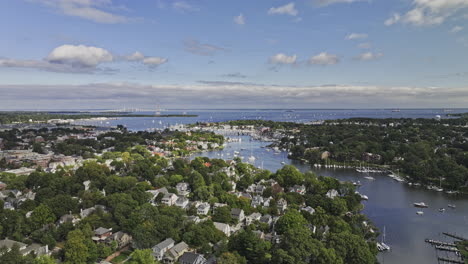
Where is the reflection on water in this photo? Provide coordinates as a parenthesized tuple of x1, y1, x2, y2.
(192, 135, 468, 264)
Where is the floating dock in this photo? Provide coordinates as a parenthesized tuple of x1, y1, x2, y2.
(443, 232, 467, 241)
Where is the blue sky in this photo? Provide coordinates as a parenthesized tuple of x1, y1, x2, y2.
(1, 0, 468, 109)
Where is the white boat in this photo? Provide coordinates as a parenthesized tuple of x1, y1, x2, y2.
(364, 176, 375, 180)
(379, 226, 391, 251)
(438, 208, 445, 213)
(281, 161, 286, 165)
(414, 202, 429, 208)
(248, 155, 256, 163)
(448, 204, 456, 209)
(416, 211, 424, 215)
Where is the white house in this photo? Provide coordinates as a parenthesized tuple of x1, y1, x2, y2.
(162, 193, 178, 206)
(152, 238, 175, 261)
(213, 222, 231, 237)
(197, 202, 210, 215)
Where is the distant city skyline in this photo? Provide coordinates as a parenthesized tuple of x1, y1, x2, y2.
(1, 0, 468, 109)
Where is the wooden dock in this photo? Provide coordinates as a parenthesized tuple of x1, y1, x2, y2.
(437, 257, 464, 264)
(426, 239, 457, 247)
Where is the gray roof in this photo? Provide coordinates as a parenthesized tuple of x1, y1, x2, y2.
(231, 208, 243, 217)
(179, 252, 206, 264)
(95, 227, 111, 235)
(153, 238, 175, 251)
(0, 239, 26, 249)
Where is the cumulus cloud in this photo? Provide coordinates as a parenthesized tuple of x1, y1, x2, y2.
(346, 33, 368, 40)
(31, 0, 128, 24)
(309, 52, 339, 65)
(354, 52, 383, 61)
(450, 25, 464, 33)
(270, 53, 297, 65)
(1, 82, 468, 109)
(268, 3, 298, 16)
(46, 44, 113, 68)
(312, 0, 368, 7)
(184, 39, 226, 56)
(385, 0, 468, 26)
(234, 13, 245, 25)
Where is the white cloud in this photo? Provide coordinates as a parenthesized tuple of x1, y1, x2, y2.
(386, 0, 468, 26)
(450, 25, 464, 33)
(142, 57, 168, 66)
(234, 13, 245, 25)
(312, 0, 368, 7)
(172, 1, 199, 12)
(184, 39, 226, 56)
(125, 51, 145, 61)
(346, 33, 368, 40)
(268, 3, 298, 16)
(32, 0, 128, 24)
(309, 52, 339, 65)
(354, 52, 383, 61)
(270, 53, 297, 64)
(384, 13, 401, 26)
(358, 43, 372, 49)
(46, 44, 113, 67)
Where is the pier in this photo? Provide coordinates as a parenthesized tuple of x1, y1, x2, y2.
(425, 239, 456, 247)
(437, 257, 464, 264)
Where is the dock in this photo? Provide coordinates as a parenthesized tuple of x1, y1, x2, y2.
(425, 239, 457, 247)
(435, 245, 459, 252)
(437, 257, 464, 264)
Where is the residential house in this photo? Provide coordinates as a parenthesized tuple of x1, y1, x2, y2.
(245, 212, 262, 226)
(179, 252, 207, 264)
(176, 182, 190, 196)
(260, 214, 273, 226)
(289, 185, 306, 195)
(152, 238, 175, 261)
(326, 189, 339, 199)
(301, 206, 315, 215)
(106, 231, 132, 249)
(230, 208, 245, 223)
(93, 227, 112, 242)
(251, 195, 263, 208)
(197, 202, 210, 215)
(175, 196, 189, 209)
(58, 214, 79, 226)
(277, 198, 288, 213)
(164, 241, 189, 263)
(0, 239, 49, 256)
(213, 222, 231, 237)
(161, 193, 178, 206)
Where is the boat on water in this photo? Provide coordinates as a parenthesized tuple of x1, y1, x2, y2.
(378, 226, 391, 251)
(439, 208, 445, 213)
(364, 176, 375, 180)
(248, 155, 256, 163)
(416, 211, 424, 215)
(353, 181, 362, 186)
(280, 161, 286, 165)
(448, 204, 456, 209)
(414, 202, 429, 208)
